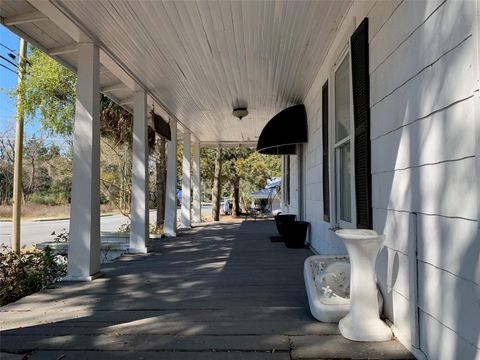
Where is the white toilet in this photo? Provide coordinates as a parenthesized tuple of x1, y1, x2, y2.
(335, 229, 392, 342)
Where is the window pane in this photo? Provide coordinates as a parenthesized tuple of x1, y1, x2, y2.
(335, 55, 350, 142)
(338, 142, 351, 222)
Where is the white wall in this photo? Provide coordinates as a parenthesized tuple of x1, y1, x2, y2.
(295, 0, 480, 358)
(283, 154, 300, 216)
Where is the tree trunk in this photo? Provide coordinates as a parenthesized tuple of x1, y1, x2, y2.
(120, 142, 127, 210)
(211, 146, 222, 221)
(232, 176, 240, 217)
(156, 136, 166, 228)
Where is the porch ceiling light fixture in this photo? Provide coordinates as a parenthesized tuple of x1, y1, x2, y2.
(232, 107, 248, 120)
(256, 104, 308, 155)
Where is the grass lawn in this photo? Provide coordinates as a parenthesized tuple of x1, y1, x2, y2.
(0, 204, 119, 221)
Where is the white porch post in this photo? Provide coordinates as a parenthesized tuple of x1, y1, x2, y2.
(180, 132, 191, 228)
(67, 43, 101, 281)
(192, 140, 201, 223)
(129, 90, 149, 253)
(164, 118, 177, 236)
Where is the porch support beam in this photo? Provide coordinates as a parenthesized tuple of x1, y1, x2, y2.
(66, 43, 101, 281)
(120, 97, 134, 106)
(164, 118, 177, 236)
(3, 11, 48, 26)
(129, 90, 149, 253)
(192, 140, 201, 223)
(180, 132, 191, 228)
(48, 44, 78, 56)
(102, 82, 127, 93)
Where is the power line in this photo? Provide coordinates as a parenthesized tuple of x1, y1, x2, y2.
(0, 55, 18, 68)
(0, 42, 17, 53)
(0, 63, 17, 75)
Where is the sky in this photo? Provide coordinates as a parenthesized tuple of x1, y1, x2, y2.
(0, 26, 41, 135)
(0, 26, 19, 132)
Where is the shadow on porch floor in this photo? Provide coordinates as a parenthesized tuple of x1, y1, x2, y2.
(0, 220, 413, 359)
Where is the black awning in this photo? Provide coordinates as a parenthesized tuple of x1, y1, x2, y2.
(152, 112, 171, 141)
(256, 104, 308, 155)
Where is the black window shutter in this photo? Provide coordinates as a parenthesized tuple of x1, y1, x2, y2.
(322, 81, 330, 222)
(351, 18, 372, 229)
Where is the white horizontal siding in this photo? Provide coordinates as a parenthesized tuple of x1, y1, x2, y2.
(418, 262, 480, 351)
(378, 247, 411, 300)
(367, 0, 403, 44)
(370, 0, 474, 106)
(372, 157, 477, 220)
(376, 247, 417, 345)
(373, 208, 414, 255)
(420, 310, 480, 360)
(417, 214, 479, 285)
(299, 1, 479, 356)
(369, 0, 479, 358)
(371, 96, 476, 173)
(371, 34, 475, 140)
(370, 0, 446, 73)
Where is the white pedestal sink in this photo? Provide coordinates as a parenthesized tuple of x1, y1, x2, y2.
(335, 229, 392, 342)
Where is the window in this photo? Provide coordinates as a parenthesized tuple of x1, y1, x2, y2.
(333, 52, 354, 227)
(323, 17, 371, 229)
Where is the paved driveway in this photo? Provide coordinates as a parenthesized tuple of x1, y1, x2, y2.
(0, 220, 412, 359)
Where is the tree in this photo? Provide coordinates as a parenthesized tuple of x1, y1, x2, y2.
(197, 147, 280, 218)
(211, 147, 222, 221)
(155, 136, 166, 229)
(22, 47, 76, 137)
(236, 152, 281, 210)
(0, 127, 15, 205)
(0, 124, 73, 207)
(221, 148, 253, 216)
(200, 147, 217, 201)
(236, 152, 281, 188)
(16, 45, 161, 217)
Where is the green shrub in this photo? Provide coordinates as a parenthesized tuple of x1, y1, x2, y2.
(0, 246, 67, 306)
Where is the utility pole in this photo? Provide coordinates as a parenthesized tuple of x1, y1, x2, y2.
(12, 38, 27, 254)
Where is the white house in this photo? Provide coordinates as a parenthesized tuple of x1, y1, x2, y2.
(250, 178, 281, 213)
(1, 1, 478, 359)
(277, 2, 480, 359)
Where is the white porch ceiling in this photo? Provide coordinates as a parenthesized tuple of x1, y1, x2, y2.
(2, 0, 351, 144)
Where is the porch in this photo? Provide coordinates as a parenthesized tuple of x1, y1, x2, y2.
(0, 220, 412, 359)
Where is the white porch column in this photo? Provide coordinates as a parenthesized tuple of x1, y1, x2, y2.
(192, 140, 201, 223)
(164, 118, 177, 236)
(129, 90, 149, 253)
(180, 132, 191, 228)
(67, 43, 101, 281)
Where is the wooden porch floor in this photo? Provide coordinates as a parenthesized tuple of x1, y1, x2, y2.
(0, 220, 413, 359)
